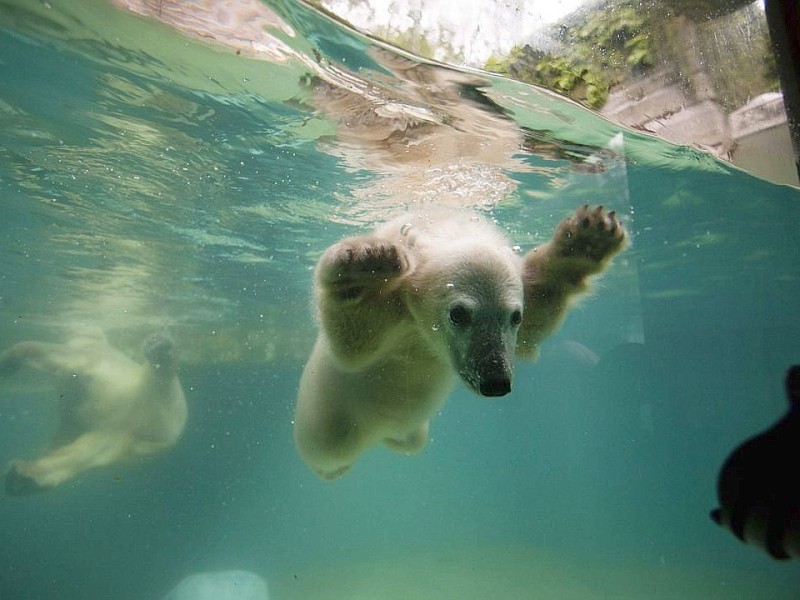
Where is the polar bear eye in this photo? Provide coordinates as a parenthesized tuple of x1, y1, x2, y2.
(449, 305, 472, 327)
(510, 309, 522, 327)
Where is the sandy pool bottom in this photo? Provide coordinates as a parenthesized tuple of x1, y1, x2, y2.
(269, 543, 792, 600)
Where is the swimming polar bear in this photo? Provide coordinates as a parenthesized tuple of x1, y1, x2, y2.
(294, 205, 627, 479)
(1, 331, 187, 495)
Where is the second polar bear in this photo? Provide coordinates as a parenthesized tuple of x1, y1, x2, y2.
(295, 206, 627, 480)
(1, 331, 187, 495)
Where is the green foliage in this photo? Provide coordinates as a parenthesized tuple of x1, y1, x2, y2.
(485, 47, 525, 76)
(485, 1, 655, 109)
(486, 47, 609, 109)
(571, 5, 653, 75)
(486, 0, 778, 112)
(379, 27, 440, 61)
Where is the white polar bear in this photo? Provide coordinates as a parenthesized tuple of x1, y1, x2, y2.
(294, 205, 627, 479)
(0, 331, 187, 495)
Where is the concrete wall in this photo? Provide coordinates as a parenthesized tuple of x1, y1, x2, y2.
(603, 74, 798, 187)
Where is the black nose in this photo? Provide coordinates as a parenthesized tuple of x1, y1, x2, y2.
(479, 377, 511, 397)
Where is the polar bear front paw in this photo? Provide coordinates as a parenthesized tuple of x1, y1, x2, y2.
(552, 204, 626, 263)
(4, 461, 45, 496)
(319, 236, 409, 299)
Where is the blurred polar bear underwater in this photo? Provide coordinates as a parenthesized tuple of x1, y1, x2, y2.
(0, 329, 187, 495)
(162, 571, 269, 600)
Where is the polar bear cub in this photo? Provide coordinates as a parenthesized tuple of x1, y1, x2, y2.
(295, 206, 626, 479)
(1, 331, 187, 495)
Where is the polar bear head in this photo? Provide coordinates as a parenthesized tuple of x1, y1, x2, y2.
(143, 333, 178, 374)
(407, 243, 523, 397)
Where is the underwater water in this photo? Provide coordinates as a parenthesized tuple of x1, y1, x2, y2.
(1, 0, 800, 598)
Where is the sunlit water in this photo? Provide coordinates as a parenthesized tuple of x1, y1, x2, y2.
(2, 0, 800, 598)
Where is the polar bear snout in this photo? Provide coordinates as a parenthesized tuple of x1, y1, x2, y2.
(463, 353, 513, 397)
(479, 374, 511, 397)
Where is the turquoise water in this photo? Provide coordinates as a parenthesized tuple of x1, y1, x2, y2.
(2, 0, 800, 598)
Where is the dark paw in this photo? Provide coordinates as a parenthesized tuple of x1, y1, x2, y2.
(320, 237, 408, 298)
(553, 205, 626, 262)
(333, 238, 407, 276)
(5, 463, 46, 496)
